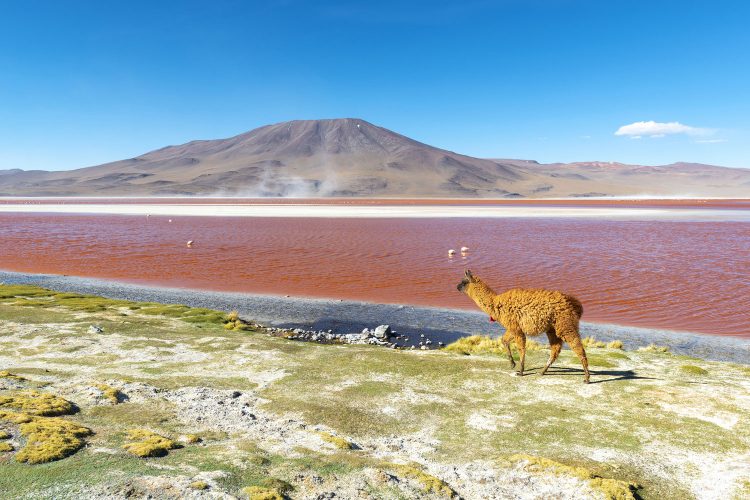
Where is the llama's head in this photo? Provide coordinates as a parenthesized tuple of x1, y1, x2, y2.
(456, 269, 476, 293)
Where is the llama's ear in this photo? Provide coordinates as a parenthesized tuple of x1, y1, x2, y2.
(465, 269, 473, 280)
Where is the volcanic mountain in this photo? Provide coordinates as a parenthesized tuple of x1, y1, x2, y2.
(1, 118, 748, 197)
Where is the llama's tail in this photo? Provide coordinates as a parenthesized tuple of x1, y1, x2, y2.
(566, 295, 584, 318)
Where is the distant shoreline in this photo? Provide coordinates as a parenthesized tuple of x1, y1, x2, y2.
(1, 200, 749, 220)
(2, 270, 749, 364)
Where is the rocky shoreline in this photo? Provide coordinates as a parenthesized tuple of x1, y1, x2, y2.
(265, 324, 442, 350)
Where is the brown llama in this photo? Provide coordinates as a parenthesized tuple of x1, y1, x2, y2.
(456, 270, 590, 383)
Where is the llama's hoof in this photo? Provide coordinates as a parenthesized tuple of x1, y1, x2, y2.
(583, 378, 590, 384)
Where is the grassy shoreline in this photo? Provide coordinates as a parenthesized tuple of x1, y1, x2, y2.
(3, 269, 749, 365)
(1, 284, 749, 499)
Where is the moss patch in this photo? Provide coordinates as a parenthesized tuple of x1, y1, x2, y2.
(242, 478, 293, 499)
(93, 383, 124, 404)
(680, 365, 709, 376)
(122, 429, 181, 457)
(0, 370, 26, 381)
(388, 463, 458, 498)
(0, 413, 93, 464)
(510, 454, 640, 500)
(242, 486, 285, 500)
(0, 390, 75, 416)
(318, 431, 356, 450)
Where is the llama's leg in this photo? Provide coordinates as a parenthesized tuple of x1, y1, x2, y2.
(501, 329, 516, 369)
(561, 331, 590, 383)
(540, 329, 563, 376)
(513, 331, 527, 376)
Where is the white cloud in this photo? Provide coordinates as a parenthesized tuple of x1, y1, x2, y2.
(695, 139, 728, 144)
(614, 121, 713, 139)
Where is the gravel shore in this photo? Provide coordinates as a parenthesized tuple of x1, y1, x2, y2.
(2, 269, 749, 364)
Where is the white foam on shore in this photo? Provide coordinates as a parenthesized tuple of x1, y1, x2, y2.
(0, 203, 747, 220)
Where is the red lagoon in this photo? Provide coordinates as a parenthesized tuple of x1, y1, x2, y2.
(1, 211, 748, 337)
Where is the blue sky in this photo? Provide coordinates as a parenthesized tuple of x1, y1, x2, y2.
(0, 0, 748, 171)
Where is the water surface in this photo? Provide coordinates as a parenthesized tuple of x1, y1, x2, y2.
(1, 200, 748, 337)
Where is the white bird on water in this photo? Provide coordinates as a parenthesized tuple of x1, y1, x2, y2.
(448, 249, 456, 256)
(461, 246, 469, 253)
(186, 240, 194, 247)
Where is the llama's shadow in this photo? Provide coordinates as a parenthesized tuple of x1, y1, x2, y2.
(523, 366, 657, 384)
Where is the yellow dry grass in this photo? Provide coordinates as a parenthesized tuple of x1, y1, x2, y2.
(639, 344, 670, 353)
(444, 335, 545, 355)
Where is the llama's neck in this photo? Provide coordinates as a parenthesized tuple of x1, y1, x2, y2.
(466, 279, 500, 316)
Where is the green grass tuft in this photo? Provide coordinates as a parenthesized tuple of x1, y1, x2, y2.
(680, 364, 708, 376)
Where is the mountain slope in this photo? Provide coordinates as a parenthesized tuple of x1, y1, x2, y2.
(1, 118, 748, 197)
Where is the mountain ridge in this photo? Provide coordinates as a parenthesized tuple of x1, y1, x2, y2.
(1, 118, 748, 197)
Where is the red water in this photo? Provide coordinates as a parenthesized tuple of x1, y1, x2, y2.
(1, 207, 749, 336)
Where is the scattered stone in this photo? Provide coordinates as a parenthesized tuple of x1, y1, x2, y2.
(373, 325, 392, 339)
(88, 325, 104, 334)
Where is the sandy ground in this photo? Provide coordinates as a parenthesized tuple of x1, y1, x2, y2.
(1, 202, 749, 220)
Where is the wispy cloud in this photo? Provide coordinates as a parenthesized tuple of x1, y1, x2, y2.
(695, 138, 728, 144)
(614, 121, 714, 139)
